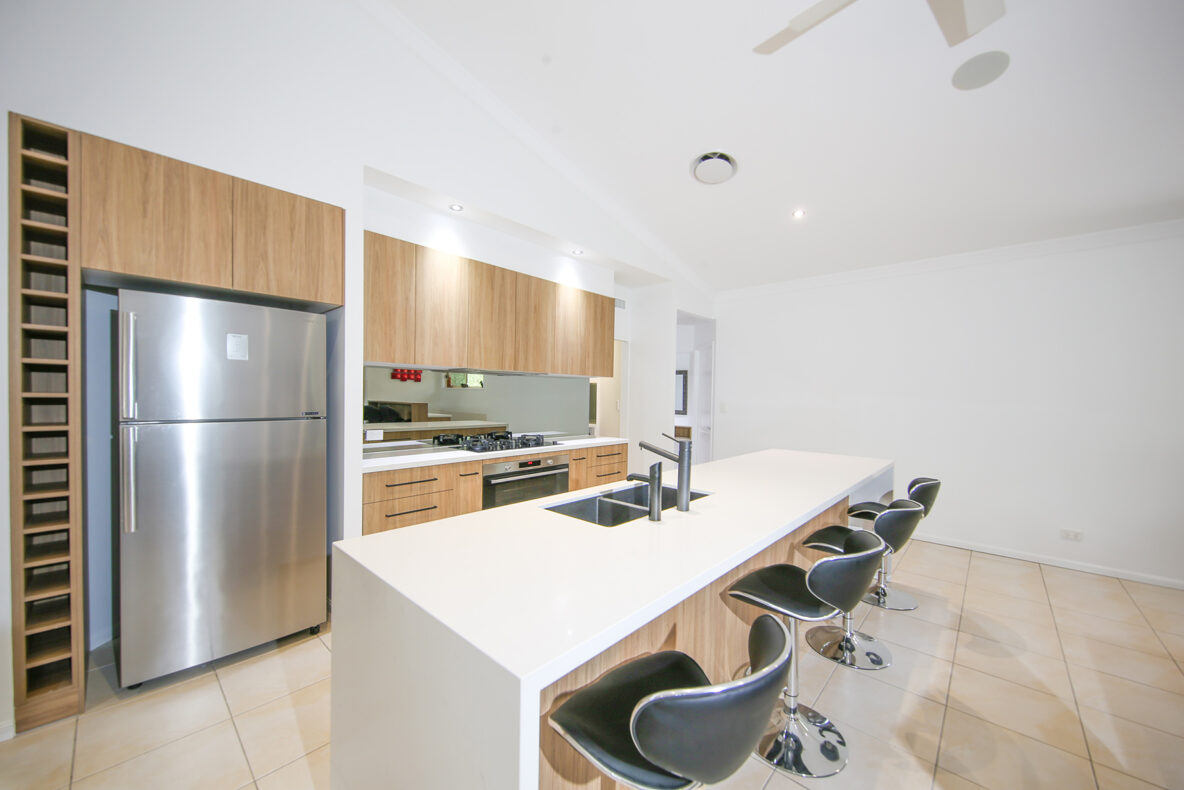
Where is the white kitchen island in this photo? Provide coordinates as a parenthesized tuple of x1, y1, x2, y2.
(331, 449, 892, 790)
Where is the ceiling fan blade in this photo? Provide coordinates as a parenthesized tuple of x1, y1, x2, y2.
(926, 0, 1006, 47)
(754, 0, 862, 54)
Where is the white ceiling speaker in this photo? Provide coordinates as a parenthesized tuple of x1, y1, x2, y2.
(755, 0, 1006, 54)
(692, 152, 737, 185)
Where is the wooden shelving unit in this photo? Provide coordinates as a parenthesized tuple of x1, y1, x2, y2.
(8, 113, 85, 730)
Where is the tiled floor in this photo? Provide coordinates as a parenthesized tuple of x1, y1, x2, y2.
(2, 540, 1183, 789)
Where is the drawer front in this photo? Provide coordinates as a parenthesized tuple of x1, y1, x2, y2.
(589, 459, 627, 483)
(363, 464, 455, 503)
(362, 493, 451, 534)
(453, 461, 483, 515)
(590, 444, 627, 467)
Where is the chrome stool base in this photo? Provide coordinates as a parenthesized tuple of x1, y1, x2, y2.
(756, 698, 849, 778)
(806, 625, 893, 670)
(863, 585, 918, 611)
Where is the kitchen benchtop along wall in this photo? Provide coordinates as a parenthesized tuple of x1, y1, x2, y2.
(363, 366, 592, 437)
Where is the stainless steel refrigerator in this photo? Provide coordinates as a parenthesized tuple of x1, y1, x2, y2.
(117, 289, 327, 687)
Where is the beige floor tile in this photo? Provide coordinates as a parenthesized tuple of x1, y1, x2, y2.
(256, 744, 331, 790)
(1060, 633, 1184, 695)
(1159, 631, 1184, 666)
(319, 631, 332, 651)
(932, 768, 989, 788)
(1043, 567, 1145, 625)
(1068, 663, 1184, 738)
(234, 677, 331, 779)
(937, 708, 1094, 790)
(909, 541, 972, 563)
(965, 573, 1049, 605)
(864, 637, 954, 704)
(946, 665, 1086, 756)
(83, 659, 215, 714)
(961, 587, 1055, 629)
(815, 667, 945, 763)
(861, 607, 958, 661)
(958, 609, 1063, 659)
(1094, 763, 1171, 790)
(769, 717, 935, 790)
(796, 645, 840, 707)
(953, 632, 1074, 701)
(702, 754, 772, 789)
(71, 720, 252, 790)
(890, 570, 966, 605)
(1053, 606, 1169, 659)
(216, 636, 331, 716)
(74, 671, 230, 779)
(1081, 706, 1184, 789)
(897, 554, 970, 585)
(965, 557, 1048, 602)
(0, 716, 75, 790)
(1140, 604, 1184, 638)
(1120, 580, 1184, 612)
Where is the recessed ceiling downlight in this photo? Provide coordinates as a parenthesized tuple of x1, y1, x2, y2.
(692, 152, 737, 185)
(952, 51, 1010, 91)
(448, 203, 464, 211)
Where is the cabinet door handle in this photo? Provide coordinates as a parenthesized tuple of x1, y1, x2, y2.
(571, 456, 587, 461)
(386, 505, 438, 518)
(458, 472, 479, 477)
(386, 477, 438, 488)
(596, 471, 620, 478)
(596, 452, 621, 458)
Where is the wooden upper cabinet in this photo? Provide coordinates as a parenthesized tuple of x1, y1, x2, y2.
(552, 284, 591, 376)
(414, 246, 469, 368)
(364, 231, 416, 363)
(231, 179, 344, 305)
(514, 273, 556, 374)
(465, 259, 517, 371)
(79, 134, 233, 288)
(587, 292, 615, 378)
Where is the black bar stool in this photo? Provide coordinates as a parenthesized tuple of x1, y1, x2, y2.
(549, 615, 792, 790)
(726, 530, 886, 778)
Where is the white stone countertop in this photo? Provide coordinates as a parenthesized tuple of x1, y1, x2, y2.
(360, 435, 628, 473)
(336, 448, 892, 688)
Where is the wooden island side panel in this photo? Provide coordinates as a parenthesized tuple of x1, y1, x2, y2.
(538, 498, 848, 790)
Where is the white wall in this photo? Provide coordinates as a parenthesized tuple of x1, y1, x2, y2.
(0, 0, 697, 733)
(715, 220, 1184, 587)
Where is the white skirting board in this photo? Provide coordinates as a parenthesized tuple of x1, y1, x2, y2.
(912, 531, 1184, 590)
(0, 719, 14, 743)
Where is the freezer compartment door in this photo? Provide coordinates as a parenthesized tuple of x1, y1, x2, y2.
(119, 419, 327, 687)
(119, 289, 326, 422)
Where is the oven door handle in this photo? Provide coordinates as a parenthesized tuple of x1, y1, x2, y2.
(486, 468, 569, 484)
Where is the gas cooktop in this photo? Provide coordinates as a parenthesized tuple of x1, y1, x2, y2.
(432, 431, 559, 454)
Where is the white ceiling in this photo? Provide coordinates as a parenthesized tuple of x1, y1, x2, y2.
(382, 0, 1184, 291)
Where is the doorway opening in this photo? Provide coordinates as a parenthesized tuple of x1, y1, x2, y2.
(675, 312, 715, 463)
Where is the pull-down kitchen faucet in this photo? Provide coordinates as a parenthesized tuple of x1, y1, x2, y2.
(626, 462, 663, 521)
(638, 433, 693, 511)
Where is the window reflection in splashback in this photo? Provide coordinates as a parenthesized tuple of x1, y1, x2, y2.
(363, 367, 591, 436)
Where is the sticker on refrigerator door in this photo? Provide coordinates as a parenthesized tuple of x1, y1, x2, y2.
(226, 333, 249, 361)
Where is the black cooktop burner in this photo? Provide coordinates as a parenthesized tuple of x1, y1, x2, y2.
(459, 432, 558, 453)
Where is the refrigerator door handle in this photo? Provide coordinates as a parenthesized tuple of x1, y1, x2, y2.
(119, 311, 138, 420)
(121, 425, 137, 534)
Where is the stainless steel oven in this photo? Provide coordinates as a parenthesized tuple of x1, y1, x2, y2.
(482, 453, 569, 509)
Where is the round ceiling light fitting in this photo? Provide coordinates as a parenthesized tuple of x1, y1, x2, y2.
(448, 203, 464, 212)
(571, 249, 584, 255)
(791, 208, 806, 220)
(691, 152, 737, 185)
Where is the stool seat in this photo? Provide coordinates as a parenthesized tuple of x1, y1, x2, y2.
(552, 651, 709, 790)
(847, 502, 887, 520)
(728, 565, 839, 622)
(550, 615, 792, 790)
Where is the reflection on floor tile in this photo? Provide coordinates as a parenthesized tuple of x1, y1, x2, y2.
(815, 667, 945, 763)
(771, 717, 935, 789)
(216, 637, 331, 716)
(937, 708, 1094, 790)
(958, 609, 1064, 659)
(861, 607, 958, 661)
(1068, 662, 1184, 738)
(1060, 633, 1184, 695)
(1052, 606, 1168, 658)
(71, 720, 251, 790)
(1081, 706, 1184, 789)
(234, 678, 332, 779)
(946, 665, 1086, 756)
(255, 744, 331, 790)
(954, 632, 1075, 701)
(1093, 763, 1169, 790)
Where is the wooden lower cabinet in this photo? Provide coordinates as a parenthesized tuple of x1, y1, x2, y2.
(453, 461, 483, 515)
(569, 443, 628, 491)
(589, 459, 627, 484)
(567, 453, 590, 491)
(363, 493, 453, 533)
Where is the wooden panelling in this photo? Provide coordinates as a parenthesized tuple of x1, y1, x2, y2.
(362, 493, 453, 534)
(465, 258, 517, 371)
(587, 292, 615, 378)
(588, 459, 627, 484)
(567, 453, 589, 491)
(552, 284, 589, 376)
(453, 461, 483, 516)
(413, 246, 469, 368)
(538, 498, 849, 789)
(231, 178, 344, 305)
(79, 134, 233, 288)
(590, 443, 627, 466)
(364, 231, 416, 363)
(9, 114, 86, 731)
(514, 273, 556, 374)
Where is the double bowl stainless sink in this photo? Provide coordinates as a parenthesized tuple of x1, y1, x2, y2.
(545, 483, 709, 526)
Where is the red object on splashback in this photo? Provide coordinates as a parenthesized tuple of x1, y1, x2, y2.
(390, 368, 423, 382)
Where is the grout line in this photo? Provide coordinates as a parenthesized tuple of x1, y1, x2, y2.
(68, 714, 79, 787)
(68, 719, 228, 785)
(1040, 563, 1101, 790)
(928, 550, 970, 789)
(1118, 579, 1184, 677)
(214, 663, 257, 781)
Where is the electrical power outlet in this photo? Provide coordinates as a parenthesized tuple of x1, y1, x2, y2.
(1060, 529, 1084, 542)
